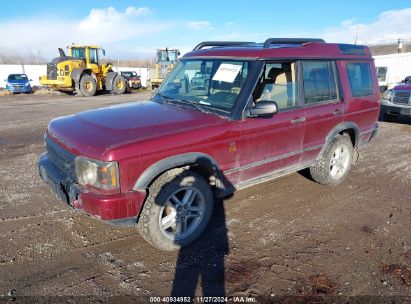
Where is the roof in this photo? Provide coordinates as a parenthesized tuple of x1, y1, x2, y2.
(67, 45, 102, 49)
(184, 39, 372, 60)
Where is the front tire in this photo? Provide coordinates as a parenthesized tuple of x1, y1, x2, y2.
(137, 169, 214, 251)
(78, 74, 97, 97)
(309, 134, 353, 186)
(111, 75, 127, 95)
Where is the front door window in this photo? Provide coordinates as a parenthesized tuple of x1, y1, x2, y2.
(253, 61, 299, 111)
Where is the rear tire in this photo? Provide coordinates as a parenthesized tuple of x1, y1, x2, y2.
(309, 134, 353, 186)
(137, 169, 214, 251)
(78, 74, 97, 97)
(111, 75, 127, 95)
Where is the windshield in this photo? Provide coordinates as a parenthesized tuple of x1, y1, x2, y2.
(122, 72, 138, 77)
(155, 59, 250, 115)
(8, 74, 28, 81)
(157, 50, 178, 63)
(71, 48, 86, 60)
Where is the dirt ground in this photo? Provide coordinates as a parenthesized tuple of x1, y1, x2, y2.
(0, 91, 410, 303)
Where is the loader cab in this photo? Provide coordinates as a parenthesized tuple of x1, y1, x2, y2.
(68, 46, 105, 74)
(70, 47, 87, 61)
(157, 49, 179, 64)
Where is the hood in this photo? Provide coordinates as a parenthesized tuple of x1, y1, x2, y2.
(393, 83, 411, 91)
(48, 101, 226, 160)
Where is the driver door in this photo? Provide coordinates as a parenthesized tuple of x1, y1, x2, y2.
(225, 61, 306, 186)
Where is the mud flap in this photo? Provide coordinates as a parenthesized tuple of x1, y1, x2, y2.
(105, 72, 118, 91)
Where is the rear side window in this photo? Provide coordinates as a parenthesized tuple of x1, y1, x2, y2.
(302, 61, 339, 104)
(347, 62, 373, 97)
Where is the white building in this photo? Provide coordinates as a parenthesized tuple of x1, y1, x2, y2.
(374, 52, 411, 90)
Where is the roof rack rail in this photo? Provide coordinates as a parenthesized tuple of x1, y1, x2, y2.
(263, 38, 325, 48)
(193, 41, 254, 51)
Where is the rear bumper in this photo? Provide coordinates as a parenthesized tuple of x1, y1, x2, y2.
(38, 153, 147, 225)
(39, 76, 72, 88)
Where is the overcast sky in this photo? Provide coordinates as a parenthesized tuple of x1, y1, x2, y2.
(0, 0, 411, 60)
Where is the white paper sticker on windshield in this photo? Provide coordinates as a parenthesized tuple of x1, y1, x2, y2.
(212, 64, 242, 83)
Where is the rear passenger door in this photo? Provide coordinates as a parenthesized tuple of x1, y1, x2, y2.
(301, 60, 345, 163)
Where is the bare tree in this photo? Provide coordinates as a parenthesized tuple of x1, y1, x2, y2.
(0, 48, 47, 64)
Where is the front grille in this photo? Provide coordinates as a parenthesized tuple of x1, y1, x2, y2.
(47, 63, 58, 80)
(45, 136, 76, 180)
(393, 91, 411, 105)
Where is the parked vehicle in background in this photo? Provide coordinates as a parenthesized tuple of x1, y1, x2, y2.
(374, 52, 411, 92)
(5, 74, 32, 94)
(39, 45, 127, 96)
(149, 48, 180, 90)
(381, 76, 411, 119)
(38, 38, 380, 251)
(120, 71, 142, 90)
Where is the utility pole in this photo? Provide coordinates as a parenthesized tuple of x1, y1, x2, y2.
(398, 39, 404, 53)
(117, 48, 120, 72)
(354, 25, 359, 45)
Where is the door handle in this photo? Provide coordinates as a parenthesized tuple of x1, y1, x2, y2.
(332, 109, 343, 115)
(291, 117, 306, 124)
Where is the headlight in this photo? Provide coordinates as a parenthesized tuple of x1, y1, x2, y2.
(75, 157, 119, 190)
(25, 82, 30, 87)
(382, 89, 394, 101)
(6, 82, 12, 87)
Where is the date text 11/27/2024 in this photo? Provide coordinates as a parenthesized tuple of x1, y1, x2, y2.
(149, 296, 257, 303)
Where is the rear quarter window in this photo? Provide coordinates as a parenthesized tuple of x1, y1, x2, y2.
(346, 62, 373, 97)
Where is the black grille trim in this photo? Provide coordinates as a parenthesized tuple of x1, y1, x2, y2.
(47, 63, 58, 80)
(393, 91, 411, 105)
(45, 136, 76, 180)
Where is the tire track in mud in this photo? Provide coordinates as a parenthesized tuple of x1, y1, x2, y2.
(0, 210, 69, 223)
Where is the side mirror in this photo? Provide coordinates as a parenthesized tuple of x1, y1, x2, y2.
(29, 79, 33, 81)
(102, 49, 106, 56)
(249, 100, 278, 117)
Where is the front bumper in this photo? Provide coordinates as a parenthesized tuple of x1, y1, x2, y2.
(381, 98, 411, 116)
(128, 80, 142, 89)
(38, 153, 147, 225)
(6, 85, 31, 93)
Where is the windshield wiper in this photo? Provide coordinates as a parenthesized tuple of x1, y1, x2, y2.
(155, 93, 207, 113)
(156, 92, 173, 103)
(175, 98, 205, 113)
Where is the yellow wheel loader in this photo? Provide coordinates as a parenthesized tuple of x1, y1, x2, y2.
(149, 48, 180, 90)
(40, 45, 126, 97)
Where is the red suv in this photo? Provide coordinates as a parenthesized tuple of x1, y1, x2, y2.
(38, 38, 380, 250)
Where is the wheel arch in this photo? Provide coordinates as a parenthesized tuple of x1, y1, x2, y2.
(71, 68, 92, 84)
(318, 122, 360, 159)
(133, 152, 227, 196)
(105, 71, 118, 91)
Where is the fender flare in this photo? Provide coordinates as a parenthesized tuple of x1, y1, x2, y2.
(105, 71, 118, 91)
(133, 152, 226, 193)
(70, 68, 92, 84)
(318, 121, 360, 159)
